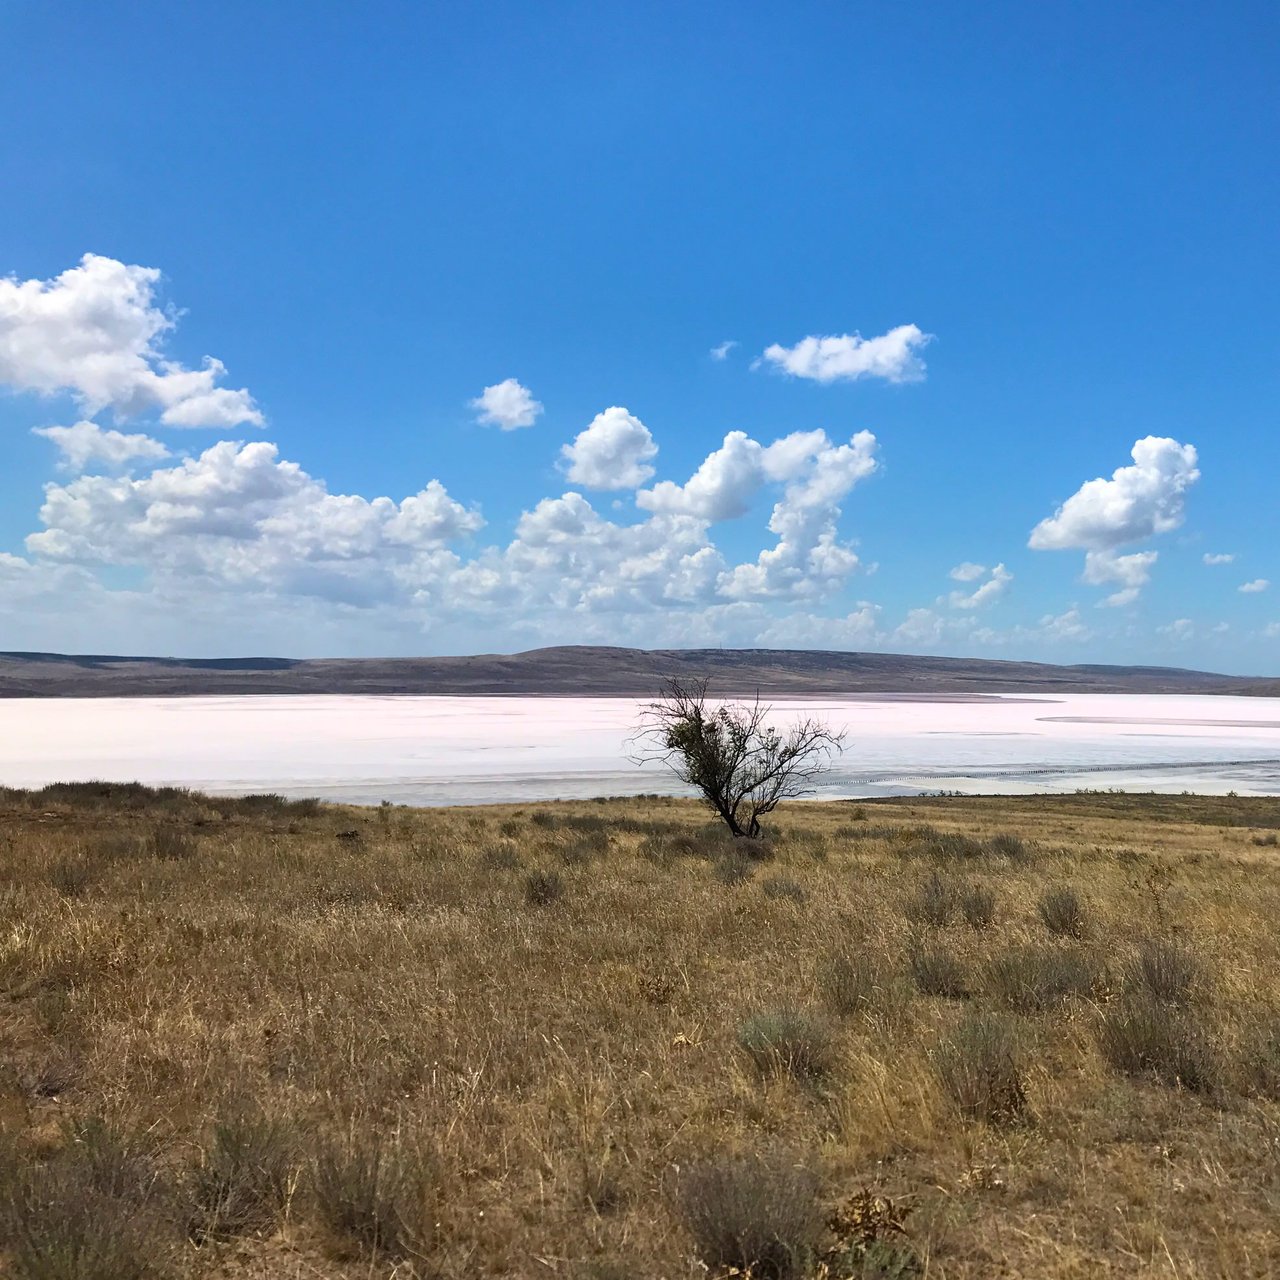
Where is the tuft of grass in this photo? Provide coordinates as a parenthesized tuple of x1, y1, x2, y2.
(0, 1119, 174, 1279)
(311, 1126, 438, 1261)
(1096, 1000, 1220, 1094)
(188, 1104, 296, 1241)
(674, 1150, 822, 1280)
(714, 853, 756, 886)
(1125, 937, 1202, 1006)
(761, 875, 808, 905)
(959, 883, 996, 930)
(987, 832, 1031, 861)
(144, 828, 198, 862)
(478, 841, 522, 871)
(818, 950, 890, 1018)
(737, 1008, 834, 1081)
(909, 944, 969, 998)
(987, 944, 1100, 1013)
(1037, 884, 1087, 939)
(904, 870, 956, 927)
(523, 868, 565, 906)
(907, 832, 986, 862)
(48, 857, 94, 899)
(933, 1013, 1028, 1124)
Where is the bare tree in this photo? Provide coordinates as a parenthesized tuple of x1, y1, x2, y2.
(633, 677, 844, 839)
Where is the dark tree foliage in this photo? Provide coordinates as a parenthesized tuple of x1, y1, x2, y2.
(633, 678, 844, 838)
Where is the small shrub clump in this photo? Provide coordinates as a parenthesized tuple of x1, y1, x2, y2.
(188, 1105, 296, 1241)
(1096, 1001, 1220, 1094)
(761, 875, 808, 905)
(905, 870, 957, 927)
(987, 944, 1100, 1013)
(737, 1009, 834, 1081)
(818, 950, 890, 1018)
(714, 853, 757, 886)
(909, 944, 969, 999)
(675, 1150, 822, 1280)
(311, 1126, 438, 1260)
(1125, 937, 1202, 1006)
(1037, 884, 1087, 939)
(933, 1013, 1028, 1124)
(959, 883, 997, 930)
(523, 869, 566, 906)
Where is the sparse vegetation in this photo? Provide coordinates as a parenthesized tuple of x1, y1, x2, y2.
(0, 783, 1278, 1274)
(674, 1149, 822, 1280)
(1037, 883, 1088, 938)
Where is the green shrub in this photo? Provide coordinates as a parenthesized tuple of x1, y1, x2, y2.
(737, 1009, 834, 1081)
(674, 1150, 822, 1280)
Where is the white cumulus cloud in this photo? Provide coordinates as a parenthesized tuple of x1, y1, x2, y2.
(33, 421, 170, 472)
(758, 323, 931, 384)
(1203, 552, 1235, 565)
(1240, 578, 1269, 594)
(1029, 437, 1199, 551)
(949, 562, 987, 582)
(0, 254, 262, 427)
(470, 378, 543, 430)
(709, 340, 737, 361)
(560, 407, 657, 490)
(1082, 549, 1159, 608)
(948, 562, 1012, 610)
(27, 440, 483, 605)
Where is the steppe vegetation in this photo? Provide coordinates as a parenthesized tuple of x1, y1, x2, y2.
(2, 782, 1280, 1277)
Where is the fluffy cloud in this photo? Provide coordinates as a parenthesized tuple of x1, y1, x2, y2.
(1159, 618, 1195, 640)
(709, 340, 737, 361)
(1203, 552, 1235, 566)
(0, 254, 262, 427)
(949, 562, 987, 582)
(560, 407, 658, 489)
(1029, 437, 1199, 551)
(1029, 437, 1200, 606)
(716, 431, 879, 600)
(1082, 549, 1158, 608)
(27, 440, 483, 605)
(758, 324, 931, 384)
(1240, 579, 1269, 594)
(470, 378, 543, 430)
(33, 421, 170, 472)
(948, 563, 1012, 610)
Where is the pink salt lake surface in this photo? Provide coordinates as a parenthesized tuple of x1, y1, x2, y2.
(6, 693, 1280, 805)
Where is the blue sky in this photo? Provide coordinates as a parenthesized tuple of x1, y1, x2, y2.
(1, 1, 1277, 670)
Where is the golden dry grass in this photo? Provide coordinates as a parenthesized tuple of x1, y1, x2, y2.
(2, 782, 1280, 1277)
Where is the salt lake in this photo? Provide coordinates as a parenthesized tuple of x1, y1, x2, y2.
(4, 692, 1280, 804)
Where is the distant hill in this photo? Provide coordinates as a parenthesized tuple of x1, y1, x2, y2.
(0, 646, 1272, 698)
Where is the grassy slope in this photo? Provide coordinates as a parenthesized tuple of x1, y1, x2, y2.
(3, 785, 1280, 1277)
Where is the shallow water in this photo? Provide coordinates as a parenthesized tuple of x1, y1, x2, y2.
(6, 692, 1280, 804)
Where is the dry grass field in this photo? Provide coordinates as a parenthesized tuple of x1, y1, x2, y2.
(3, 782, 1280, 1278)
